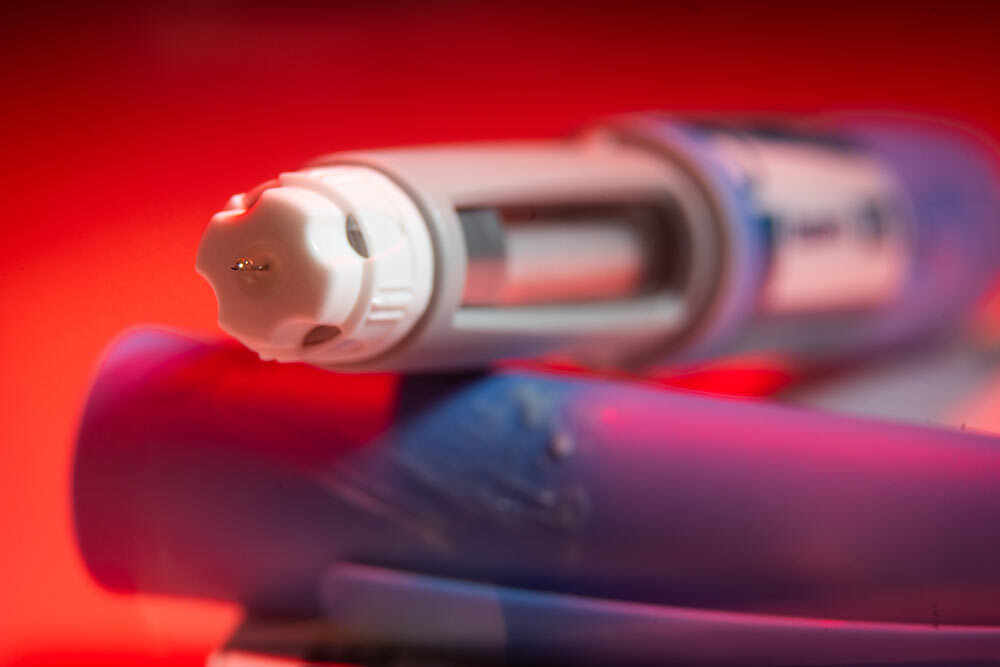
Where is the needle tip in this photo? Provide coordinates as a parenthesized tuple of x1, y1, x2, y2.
(231, 257, 267, 271)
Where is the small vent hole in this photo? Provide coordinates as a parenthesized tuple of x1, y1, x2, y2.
(301, 325, 342, 348)
(345, 214, 369, 257)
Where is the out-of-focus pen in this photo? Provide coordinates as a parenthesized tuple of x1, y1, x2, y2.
(74, 331, 1000, 664)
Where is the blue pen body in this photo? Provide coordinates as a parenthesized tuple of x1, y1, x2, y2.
(75, 331, 1000, 628)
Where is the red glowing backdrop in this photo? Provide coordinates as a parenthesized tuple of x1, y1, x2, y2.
(2, 1, 999, 664)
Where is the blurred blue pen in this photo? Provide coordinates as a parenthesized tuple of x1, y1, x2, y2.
(75, 331, 1000, 665)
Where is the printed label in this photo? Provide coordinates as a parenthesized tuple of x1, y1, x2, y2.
(706, 129, 909, 313)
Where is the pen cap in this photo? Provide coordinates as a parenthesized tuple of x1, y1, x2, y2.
(196, 166, 433, 363)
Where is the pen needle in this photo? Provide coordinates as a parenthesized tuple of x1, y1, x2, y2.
(231, 257, 268, 272)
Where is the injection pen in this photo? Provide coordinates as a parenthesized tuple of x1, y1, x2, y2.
(196, 114, 1000, 370)
(74, 331, 1000, 664)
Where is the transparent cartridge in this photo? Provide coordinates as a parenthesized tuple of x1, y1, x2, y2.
(196, 114, 1000, 370)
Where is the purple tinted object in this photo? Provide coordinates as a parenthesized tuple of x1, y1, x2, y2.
(621, 114, 1000, 363)
(74, 330, 1000, 663)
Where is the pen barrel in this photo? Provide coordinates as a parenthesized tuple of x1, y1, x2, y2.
(320, 138, 714, 369)
(75, 330, 1000, 623)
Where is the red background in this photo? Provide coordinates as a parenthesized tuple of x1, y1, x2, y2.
(2, 1, 999, 664)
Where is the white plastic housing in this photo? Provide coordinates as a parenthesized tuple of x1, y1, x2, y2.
(313, 137, 721, 370)
(198, 134, 723, 370)
(196, 166, 434, 364)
